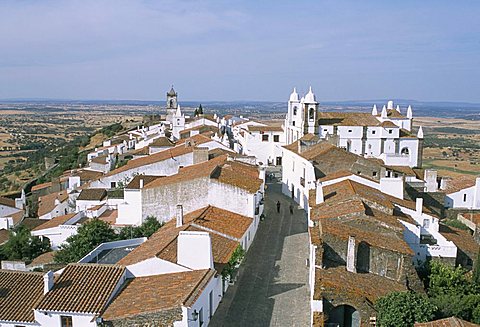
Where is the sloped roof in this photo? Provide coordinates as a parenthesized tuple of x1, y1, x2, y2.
(442, 176, 478, 194)
(0, 270, 45, 323)
(102, 269, 215, 322)
(314, 267, 407, 302)
(149, 137, 175, 148)
(33, 213, 76, 231)
(247, 126, 284, 132)
(104, 134, 213, 177)
(0, 228, 9, 245)
(35, 264, 125, 314)
(91, 155, 108, 165)
(439, 224, 479, 259)
(77, 188, 107, 201)
(29, 251, 55, 266)
(126, 175, 164, 189)
(38, 190, 69, 217)
(31, 181, 53, 192)
(415, 317, 480, 327)
(0, 196, 15, 208)
(318, 112, 381, 126)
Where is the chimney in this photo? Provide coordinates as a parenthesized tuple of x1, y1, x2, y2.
(424, 170, 438, 192)
(177, 231, 214, 269)
(380, 177, 404, 199)
(416, 198, 423, 215)
(176, 204, 183, 227)
(193, 147, 209, 164)
(43, 271, 54, 294)
(346, 236, 356, 273)
(387, 100, 394, 110)
(315, 180, 324, 205)
(139, 179, 144, 189)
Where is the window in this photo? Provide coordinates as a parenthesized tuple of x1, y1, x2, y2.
(110, 182, 116, 188)
(372, 171, 377, 177)
(262, 134, 269, 142)
(61, 316, 73, 327)
(293, 106, 297, 115)
(464, 194, 467, 202)
(388, 129, 393, 134)
(292, 161, 295, 172)
(372, 130, 376, 134)
(423, 219, 430, 229)
(199, 308, 204, 326)
(309, 108, 315, 120)
(209, 291, 213, 318)
(292, 121, 295, 126)
(273, 135, 279, 142)
(348, 129, 352, 133)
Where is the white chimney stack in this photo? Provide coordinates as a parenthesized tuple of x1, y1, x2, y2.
(176, 205, 183, 227)
(346, 236, 356, 273)
(381, 105, 387, 118)
(43, 271, 54, 294)
(387, 100, 394, 110)
(316, 180, 324, 205)
(416, 198, 423, 216)
(407, 105, 413, 119)
(177, 231, 214, 270)
(371, 104, 378, 116)
(139, 179, 144, 189)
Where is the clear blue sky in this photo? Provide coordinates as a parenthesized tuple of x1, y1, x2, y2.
(0, 0, 479, 102)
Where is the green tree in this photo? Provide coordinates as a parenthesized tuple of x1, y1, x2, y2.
(1, 226, 50, 262)
(473, 252, 480, 286)
(376, 291, 437, 327)
(198, 104, 203, 115)
(55, 218, 117, 263)
(221, 245, 245, 280)
(428, 260, 471, 297)
(118, 216, 163, 240)
(193, 108, 199, 117)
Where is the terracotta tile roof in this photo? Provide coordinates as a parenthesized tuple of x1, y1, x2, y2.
(144, 155, 262, 194)
(76, 169, 104, 181)
(33, 213, 76, 231)
(118, 207, 244, 269)
(157, 225, 239, 267)
(283, 140, 336, 160)
(415, 317, 480, 327)
(104, 134, 213, 177)
(318, 170, 380, 184)
(0, 228, 9, 245)
(29, 251, 55, 266)
(318, 112, 381, 126)
(181, 206, 252, 239)
(91, 155, 109, 165)
(0, 196, 16, 208)
(380, 120, 399, 128)
(149, 136, 175, 147)
(314, 267, 407, 302)
(7, 209, 25, 226)
(77, 188, 107, 201)
(102, 269, 215, 321)
(387, 165, 416, 177)
(20, 218, 47, 230)
(36, 264, 125, 314)
(38, 190, 69, 217)
(439, 224, 479, 259)
(98, 209, 118, 225)
(179, 124, 219, 136)
(386, 109, 406, 118)
(31, 181, 52, 192)
(0, 270, 45, 323)
(442, 176, 478, 194)
(131, 145, 149, 156)
(126, 175, 164, 189)
(247, 125, 284, 132)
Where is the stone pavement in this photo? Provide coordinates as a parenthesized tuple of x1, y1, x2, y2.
(209, 177, 310, 327)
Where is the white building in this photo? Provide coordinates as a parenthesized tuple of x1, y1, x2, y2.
(284, 88, 424, 168)
(443, 176, 480, 209)
(31, 212, 85, 250)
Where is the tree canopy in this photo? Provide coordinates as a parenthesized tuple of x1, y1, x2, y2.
(55, 218, 117, 263)
(0, 225, 50, 263)
(117, 216, 163, 240)
(376, 291, 437, 327)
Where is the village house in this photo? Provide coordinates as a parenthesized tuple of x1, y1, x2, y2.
(0, 194, 25, 229)
(37, 190, 72, 220)
(33, 264, 128, 327)
(0, 269, 46, 327)
(443, 176, 480, 210)
(75, 188, 108, 211)
(116, 154, 265, 227)
(31, 212, 86, 250)
(89, 134, 232, 190)
(284, 87, 424, 168)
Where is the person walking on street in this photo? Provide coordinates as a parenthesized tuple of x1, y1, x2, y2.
(276, 201, 281, 213)
(289, 204, 294, 215)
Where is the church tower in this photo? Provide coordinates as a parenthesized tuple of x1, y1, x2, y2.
(303, 87, 319, 135)
(166, 86, 178, 121)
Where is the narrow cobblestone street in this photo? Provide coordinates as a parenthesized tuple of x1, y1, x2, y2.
(210, 176, 310, 327)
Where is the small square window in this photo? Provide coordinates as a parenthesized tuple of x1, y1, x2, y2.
(262, 135, 269, 142)
(348, 129, 352, 133)
(273, 135, 279, 142)
(372, 130, 376, 134)
(110, 182, 116, 189)
(389, 129, 393, 134)
(372, 171, 377, 177)
(61, 316, 73, 327)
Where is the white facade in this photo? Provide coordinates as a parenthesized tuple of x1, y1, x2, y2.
(445, 177, 480, 209)
(284, 87, 319, 145)
(235, 124, 285, 166)
(31, 212, 85, 250)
